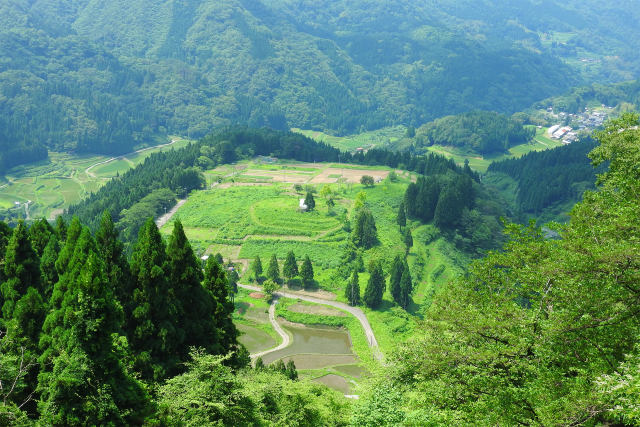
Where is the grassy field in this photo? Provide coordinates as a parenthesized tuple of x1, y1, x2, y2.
(291, 126, 406, 152)
(0, 136, 192, 219)
(165, 160, 467, 369)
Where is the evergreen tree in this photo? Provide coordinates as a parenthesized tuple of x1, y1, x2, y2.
(398, 263, 413, 310)
(267, 254, 280, 283)
(127, 218, 181, 381)
(363, 260, 385, 309)
(389, 255, 404, 305)
(95, 210, 130, 304)
(28, 218, 54, 257)
(300, 255, 314, 288)
(352, 208, 378, 249)
(434, 185, 463, 229)
(404, 228, 413, 254)
(304, 192, 315, 211)
(282, 251, 298, 283)
(39, 234, 59, 301)
(355, 253, 365, 273)
(397, 201, 406, 228)
(168, 220, 220, 357)
(255, 357, 265, 370)
(1, 221, 42, 322)
(54, 215, 67, 242)
(203, 256, 238, 354)
(214, 253, 224, 264)
(286, 360, 298, 381)
(38, 252, 152, 425)
(345, 270, 360, 306)
(252, 255, 263, 281)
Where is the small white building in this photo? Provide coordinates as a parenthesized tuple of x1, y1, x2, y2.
(299, 198, 308, 211)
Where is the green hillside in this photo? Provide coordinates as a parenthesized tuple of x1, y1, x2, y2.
(5, 0, 640, 171)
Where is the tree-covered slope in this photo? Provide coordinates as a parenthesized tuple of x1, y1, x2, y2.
(3, 0, 640, 171)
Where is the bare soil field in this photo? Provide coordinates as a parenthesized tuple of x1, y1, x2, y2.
(309, 167, 389, 184)
(287, 303, 347, 317)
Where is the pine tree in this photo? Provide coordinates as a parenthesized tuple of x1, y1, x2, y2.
(39, 234, 59, 301)
(404, 228, 413, 254)
(28, 218, 54, 257)
(345, 270, 360, 306)
(355, 253, 365, 272)
(168, 220, 219, 357)
(203, 256, 238, 354)
(38, 252, 152, 425)
(363, 260, 385, 309)
(127, 218, 181, 381)
(54, 216, 67, 241)
(252, 255, 263, 281)
(397, 201, 406, 228)
(1, 221, 42, 321)
(300, 255, 314, 288)
(304, 191, 315, 211)
(267, 254, 280, 283)
(95, 210, 131, 304)
(282, 251, 298, 283)
(286, 360, 298, 380)
(389, 255, 404, 305)
(398, 263, 413, 309)
(352, 208, 378, 249)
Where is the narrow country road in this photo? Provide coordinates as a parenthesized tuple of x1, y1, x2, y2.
(155, 199, 187, 228)
(249, 297, 291, 360)
(238, 283, 382, 361)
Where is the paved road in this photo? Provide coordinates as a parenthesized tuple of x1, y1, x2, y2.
(249, 297, 291, 360)
(239, 283, 382, 361)
(155, 199, 187, 228)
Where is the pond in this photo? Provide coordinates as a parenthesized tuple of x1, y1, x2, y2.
(237, 323, 276, 354)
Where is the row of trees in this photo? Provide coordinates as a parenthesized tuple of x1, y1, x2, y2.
(251, 252, 315, 288)
(0, 212, 241, 424)
(344, 256, 413, 310)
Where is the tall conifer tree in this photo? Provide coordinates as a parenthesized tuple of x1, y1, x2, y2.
(267, 254, 280, 283)
(300, 255, 314, 288)
(168, 220, 219, 355)
(282, 251, 298, 283)
(203, 256, 237, 354)
(345, 270, 360, 306)
(95, 211, 131, 303)
(38, 252, 151, 425)
(363, 260, 385, 309)
(128, 218, 181, 381)
(389, 255, 404, 305)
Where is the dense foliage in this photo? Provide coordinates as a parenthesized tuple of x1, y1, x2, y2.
(416, 111, 535, 154)
(6, 0, 640, 171)
(354, 113, 640, 425)
(487, 137, 605, 217)
(0, 211, 352, 424)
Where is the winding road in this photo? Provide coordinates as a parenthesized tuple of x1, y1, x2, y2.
(249, 297, 291, 360)
(238, 283, 382, 361)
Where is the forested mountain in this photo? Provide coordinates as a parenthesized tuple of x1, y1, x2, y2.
(3, 0, 640, 171)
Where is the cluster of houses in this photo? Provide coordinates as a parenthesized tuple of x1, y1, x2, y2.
(545, 105, 612, 145)
(547, 125, 578, 144)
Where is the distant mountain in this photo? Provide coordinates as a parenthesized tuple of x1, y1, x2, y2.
(1, 0, 640, 170)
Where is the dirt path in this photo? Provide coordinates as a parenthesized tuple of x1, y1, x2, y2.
(155, 199, 187, 228)
(239, 283, 382, 361)
(85, 138, 179, 178)
(249, 297, 291, 360)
